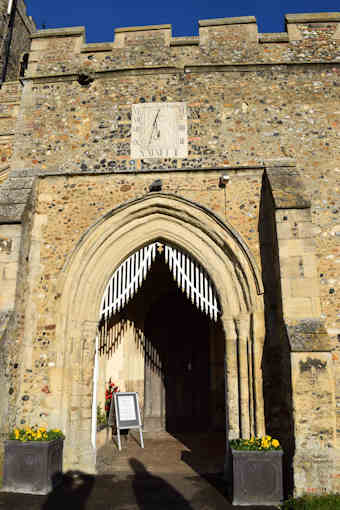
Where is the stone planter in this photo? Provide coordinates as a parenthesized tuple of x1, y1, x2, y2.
(2, 439, 64, 495)
(231, 448, 283, 506)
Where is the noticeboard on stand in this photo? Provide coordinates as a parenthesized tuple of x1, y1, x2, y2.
(109, 392, 144, 451)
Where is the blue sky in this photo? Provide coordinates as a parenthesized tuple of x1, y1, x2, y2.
(25, 1, 339, 43)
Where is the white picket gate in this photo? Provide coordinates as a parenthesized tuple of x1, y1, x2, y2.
(100, 242, 220, 322)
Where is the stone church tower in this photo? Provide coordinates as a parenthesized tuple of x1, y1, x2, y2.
(0, 2, 340, 497)
(0, 0, 35, 83)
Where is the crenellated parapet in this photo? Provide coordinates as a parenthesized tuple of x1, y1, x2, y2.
(285, 12, 340, 40)
(25, 13, 340, 79)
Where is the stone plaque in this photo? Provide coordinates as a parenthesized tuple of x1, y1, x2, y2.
(131, 102, 188, 159)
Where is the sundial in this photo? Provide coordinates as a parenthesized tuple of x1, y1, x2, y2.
(131, 102, 188, 159)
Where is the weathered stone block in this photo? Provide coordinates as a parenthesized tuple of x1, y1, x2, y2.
(302, 254, 318, 279)
(280, 257, 304, 278)
(276, 222, 292, 240)
(287, 320, 331, 351)
(290, 278, 320, 298)
(284, 298, 314, 319)
(279, 239, 306, 258)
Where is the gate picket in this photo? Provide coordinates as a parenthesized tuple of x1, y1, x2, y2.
(100, 242, 220, 322)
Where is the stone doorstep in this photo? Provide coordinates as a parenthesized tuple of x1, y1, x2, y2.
(96, 430, 226, 476)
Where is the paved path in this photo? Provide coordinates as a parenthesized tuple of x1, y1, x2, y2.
(0, 471, 279, 509)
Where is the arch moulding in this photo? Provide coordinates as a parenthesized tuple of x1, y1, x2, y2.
(54, 193, 265, 471)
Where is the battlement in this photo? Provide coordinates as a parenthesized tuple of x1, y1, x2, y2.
(30, 12, 340, 47)
(26, 12, 340, 79)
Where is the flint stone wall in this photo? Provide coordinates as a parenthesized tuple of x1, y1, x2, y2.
(0, 12, 339, 495)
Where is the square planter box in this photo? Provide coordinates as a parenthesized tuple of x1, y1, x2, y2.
(2, 439, 64, 495)
(231, 449, 283, 506)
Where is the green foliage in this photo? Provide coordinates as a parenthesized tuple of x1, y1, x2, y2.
(230, 435, 281, 451)
(9, 426, 65, 442)
(97, 404, 107, 428)
(281, 494, 340, 509)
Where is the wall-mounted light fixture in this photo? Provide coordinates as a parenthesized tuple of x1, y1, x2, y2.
(219, 175, 230, 188)
(149, 179, 162, 192)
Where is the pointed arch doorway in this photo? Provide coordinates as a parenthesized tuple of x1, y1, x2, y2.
(96, 241, 226, 439)
(57, 193, 265, 473)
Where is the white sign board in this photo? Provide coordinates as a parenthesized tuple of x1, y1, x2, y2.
(117, 394, 137, 422)
(110, 392, 144, 451)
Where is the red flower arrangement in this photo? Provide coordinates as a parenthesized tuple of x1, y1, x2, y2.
(105, 378, 119, 414)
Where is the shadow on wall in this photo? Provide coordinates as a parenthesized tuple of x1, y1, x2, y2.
(258, 171, 295, 498)
(97, 256, 176, 362)
(98, 312, 130, 358)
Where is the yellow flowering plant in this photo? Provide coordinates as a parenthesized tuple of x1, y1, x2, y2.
(230, 435, 281, 451)
(9, 426, 65, 442)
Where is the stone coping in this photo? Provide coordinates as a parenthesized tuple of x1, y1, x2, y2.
(35, 167, 267, 179)
(8, 161, 295, 181)
(80, 43, 113, 53)
(183, 62, 340, 74)
(80, 36, 200, 52)
(199, 16, 256, 27)
(24, 68, 181, 83)
(19, 61, 340, 83)
(31, 26, 85, 39)
(259, 33, 289, 43)
(285, 12, 340, 23)
(115, 24, 171, 34)
(170, 37, 199, 46)
(28, 14, 340, 44)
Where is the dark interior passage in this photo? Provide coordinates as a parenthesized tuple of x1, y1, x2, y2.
(145, 288, 211, 433)
(138, 250, 215, 434)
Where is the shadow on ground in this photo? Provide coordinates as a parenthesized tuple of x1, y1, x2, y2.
(0, 459, 279, 509)
(42, 471, 95, 509)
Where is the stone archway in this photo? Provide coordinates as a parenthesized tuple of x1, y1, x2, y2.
(55, 193, 265, 472)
